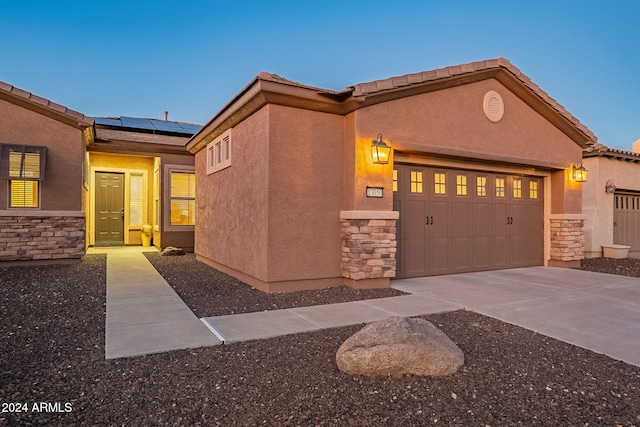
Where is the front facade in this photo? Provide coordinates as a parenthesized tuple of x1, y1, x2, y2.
(0, 81, 198, 263)
(86, 117, 198, 251)
(188, 58, 596, 293)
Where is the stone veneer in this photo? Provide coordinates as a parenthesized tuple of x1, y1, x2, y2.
(0, 212, 85, 262)
(341, 211, 398, 281)
(549, 216, 585, 264)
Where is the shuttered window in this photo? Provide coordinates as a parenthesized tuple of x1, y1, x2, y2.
(2, 145, 46, 208)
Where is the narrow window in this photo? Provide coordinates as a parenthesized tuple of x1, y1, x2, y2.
(495, 178, 505, 198)
(393, 169, 398, 192)
(130, 174, 144, 226)
(410, 171, 423, 193)
(529, 180, 538, 200)
(456, 174, 467, 196)
(215, 142, 222, 164)
(476, 176, 487, 197)
(170, 172, 196, 226)
(434, 172, 446, 195)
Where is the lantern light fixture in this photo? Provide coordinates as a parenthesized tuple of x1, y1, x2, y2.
(605, 179, 616, 194)
(371, 134, 391, 165)
(572, 161, 588, 183)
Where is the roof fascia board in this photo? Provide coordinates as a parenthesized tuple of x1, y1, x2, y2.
(187, 79, 350, 154)
(0, 87, 94, 130)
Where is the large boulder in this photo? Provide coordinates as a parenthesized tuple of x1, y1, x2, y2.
(336, 316, 464, 378)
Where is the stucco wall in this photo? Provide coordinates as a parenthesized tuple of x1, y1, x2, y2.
(195, 106, 270, 282)
(266, 105, 344, 285)
(0, 98, 84, 211)
(352, 78, 584, 214)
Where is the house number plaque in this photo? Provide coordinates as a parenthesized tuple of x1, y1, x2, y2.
(366, 186, 384, 198)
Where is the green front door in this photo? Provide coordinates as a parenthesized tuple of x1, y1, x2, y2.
(95, 172, 124, 246)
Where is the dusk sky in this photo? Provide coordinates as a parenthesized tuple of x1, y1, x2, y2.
(1, 0, 638, 150)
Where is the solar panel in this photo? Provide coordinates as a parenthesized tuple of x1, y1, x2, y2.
(94, 116, 201, 135)
(120, 116, 156, 131)
(94, 117, 122, 126)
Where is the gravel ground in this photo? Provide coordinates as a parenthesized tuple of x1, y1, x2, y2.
(144, 253, 406, 317)
(1, 255, 640, 425)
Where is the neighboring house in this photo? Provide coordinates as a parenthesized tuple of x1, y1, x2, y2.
(187, 58, 597, 293)
(582, 142, 640, 257)
(0, 80, 198, 263)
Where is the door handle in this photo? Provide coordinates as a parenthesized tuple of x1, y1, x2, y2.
(426, 216, 434, 225)
(121, 209, 125, 219)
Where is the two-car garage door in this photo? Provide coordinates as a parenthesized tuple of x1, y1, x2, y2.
(393, 164, 544, 278)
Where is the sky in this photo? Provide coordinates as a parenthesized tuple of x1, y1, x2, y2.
(1, 0, 638, 150)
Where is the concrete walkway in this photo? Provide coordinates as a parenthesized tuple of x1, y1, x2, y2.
(202, 266, 640, 367)
(92, 247, 221, 359)
(94, 247, 640, 367)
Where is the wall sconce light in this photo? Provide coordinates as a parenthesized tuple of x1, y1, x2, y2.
(572, 161, 588, 183)
(605, 179, 616, 194)
(371, 134, 391, 165)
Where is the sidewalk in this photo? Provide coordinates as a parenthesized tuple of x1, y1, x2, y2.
(96, 247, 640, 367)
(93, 247, 221, 359)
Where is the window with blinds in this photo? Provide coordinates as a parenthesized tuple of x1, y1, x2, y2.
(1, 145, 46, 208)
(170, 171, 195, 226)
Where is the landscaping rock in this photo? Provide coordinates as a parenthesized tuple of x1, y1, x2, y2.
(161, 246, 185, 256)
(336, 316, 464, 378)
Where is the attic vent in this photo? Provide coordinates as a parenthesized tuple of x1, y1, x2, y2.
(483, 90, 504, 123)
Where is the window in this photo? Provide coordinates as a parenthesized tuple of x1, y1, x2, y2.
(410, 171, 423, 193)
(130, 174, 144, 225)
(477, 176, 487, 197)
(10, 180, 39, 208)
(495, 178, 505, 198)
(456, 174, 467, 196)
(393, 170, 398, 192)
(529, 180, 539, 200)
(170, 172, 195, 226)
(434, 172, 446, 195)
(513, 179, 522, 199)
(1, 145, 46, 208)
(206, 129, 231, 174)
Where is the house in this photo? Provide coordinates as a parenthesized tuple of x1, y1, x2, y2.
(0, 80, 198, 263)
(582, 142, 640, 257)
(187, 58, 597, 293)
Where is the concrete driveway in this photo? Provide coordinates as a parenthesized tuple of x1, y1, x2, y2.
(392, 266, 640, 367)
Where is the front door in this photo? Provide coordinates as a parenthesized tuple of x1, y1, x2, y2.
(95, 172, 124, 246)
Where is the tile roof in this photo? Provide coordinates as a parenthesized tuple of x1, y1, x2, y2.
(253, 58, 596, 145)
(349, 58, 596, 144)
(583, 143, 640, 162)
(0, 80, 93, 127)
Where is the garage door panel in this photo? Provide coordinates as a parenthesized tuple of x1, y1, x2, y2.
(614, 193, 640, 251)
(394, 164, 543, 278)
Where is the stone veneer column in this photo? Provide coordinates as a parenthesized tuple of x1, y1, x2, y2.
(549, 214, 585, 268)
(340, 210, 399, 289)
(0, 211, 85, 263)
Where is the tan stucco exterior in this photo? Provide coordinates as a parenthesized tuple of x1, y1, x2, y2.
(0, 98, 87, 211)
(189, 59, 596, 292)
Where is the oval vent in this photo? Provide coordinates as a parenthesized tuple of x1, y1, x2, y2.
(483, 90, 504, 122)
